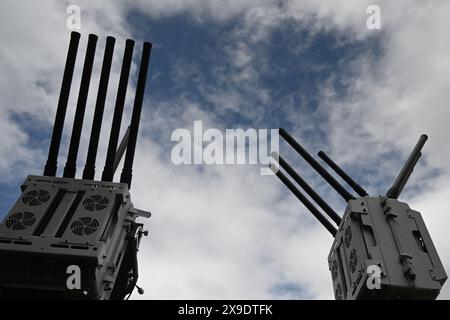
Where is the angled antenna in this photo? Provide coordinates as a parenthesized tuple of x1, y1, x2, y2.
(113, 126, 131, 174)
(63, 34, 98, 178)
(270, 164, 337, 236)
(279, 128, 356, 202)
(386, 134, 428, 199)
(44, 32, 80, 177)
(120, 42, 152, 188)
(318, 151, 369, 197)
(102, 40, 135, 182)
(273, 151, 341, 226)
(83, 36, 116, 180)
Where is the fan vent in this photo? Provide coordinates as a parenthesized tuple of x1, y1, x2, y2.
(344, 225, 352, 248)
(70, 217, 99, 236)
(82, 195, 109, 211)
(331, 259, 339, 281)
(5, 212, 36, 230)
(22, 190, 50, 206)
(349, 248, 358, 273)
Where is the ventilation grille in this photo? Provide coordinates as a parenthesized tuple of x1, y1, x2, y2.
(349, 248, 358, 273)
(5, 212, 36, 230)
(22, 190, 50, 206)
(335, 283, 343, 300)
(70, 217, 99, 236)
(82, 195, 109, 211)
(331, 259, 338, 281)
(344, 225, 352, 248)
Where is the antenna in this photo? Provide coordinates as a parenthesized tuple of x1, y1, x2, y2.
(44, 32, 80, 177)
(113, 126, 131, 174)
(82, 36, 116, 180)
(273, 151, 341, 226)
(63, 34, 98, 178)
(270, 164, 337, 236)
(102, 40, 135, 182)
(317, 151, 369, 197)
(279, 128, 355, 202)
(120, 42, 152, 188)
(386, 134, 428, 199)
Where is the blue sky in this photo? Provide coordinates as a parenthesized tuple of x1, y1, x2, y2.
(1, 0, 450, 299)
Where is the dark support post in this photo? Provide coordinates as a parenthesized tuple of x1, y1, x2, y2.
(44, 32, 80, 177)
(102, 40, 135, 182)
(271, 164, 337, 237)
(318, 151, 369, 197)
(120, 42, 152, 188)
(63, 34, 98, 178)
(274, 152, 342, 226)
(279, 128, 355, 202)
(386, 135, 428, 199)
(83, 36, 116, 180)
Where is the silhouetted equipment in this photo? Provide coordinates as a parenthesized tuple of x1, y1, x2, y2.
(120, 41, 152, 188)
(83, 36, 116, 181)
(0, 32, 153, 300)
(63, 34, 98, 179)
(272, 129, 447, 299)
(102, 39, 135, 183)
(44, 32, 80, 177)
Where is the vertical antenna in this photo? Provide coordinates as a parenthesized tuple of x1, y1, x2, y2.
(271, 164, 337, 237)
(63, 34, 98, 178)
(44, 32, 80, 177)
(318, 151, 369, 197)
(102, 40, 135, 182)
(274, 152, 342, 225)
(82, 36, 116, 180)
(120, 42, 152, 188)
(386, 134, 428, 199)
(279, 128, 355, 202)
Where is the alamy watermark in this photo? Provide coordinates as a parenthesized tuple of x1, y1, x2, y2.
(367, 4, 382, 30)
(66, 264, 81, 290)
(366, 264, 382, 290)
(66, 5, 81, 30)
(171, 121, 279, 175)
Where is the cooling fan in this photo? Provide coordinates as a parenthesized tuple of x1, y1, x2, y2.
(22, 190, 50, 206)
(5, 212, 36, 231)
(83, 195, 109, 211)
(70, 217, 100, 236)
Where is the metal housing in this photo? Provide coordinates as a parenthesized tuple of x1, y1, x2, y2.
(328, 196, 447, 299)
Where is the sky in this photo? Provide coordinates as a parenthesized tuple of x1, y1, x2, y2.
(0, 0, 450, 299)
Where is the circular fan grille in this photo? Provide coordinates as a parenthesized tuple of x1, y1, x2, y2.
(344, 225, 352, 248)
(22, 190, 50, 206)
(349, 248, 358, 273)
(331, 259, 338, 281)
(83, 195, 109, 211)
(5, 212, 36, 230)
(335, 283, 343, 300)
(70, 217, 99, 236)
